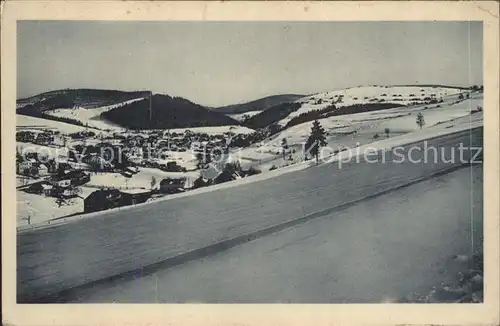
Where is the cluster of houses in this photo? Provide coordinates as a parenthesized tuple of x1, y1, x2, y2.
(102, 130, 229, 152)
(65, 130, 233, 173)
(24, 169, 91, 199)
(20, 161, 190, 213)
(82, 176, 189, 213)
(17, 159, 53, 177)
(83, 177, 188, 213)
(16, 130, 59, 146)
(16, 127, 261, 217)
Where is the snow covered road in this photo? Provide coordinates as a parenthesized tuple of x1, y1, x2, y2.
(17, 127, 483, 302)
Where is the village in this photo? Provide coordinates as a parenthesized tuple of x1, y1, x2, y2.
(15, 126, 274, 226)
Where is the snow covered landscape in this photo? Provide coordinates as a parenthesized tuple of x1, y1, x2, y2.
(13, 20, 489, 308)
(15, 85, 483, 228)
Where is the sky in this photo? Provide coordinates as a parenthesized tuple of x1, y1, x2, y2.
(17, 21, 483, 107)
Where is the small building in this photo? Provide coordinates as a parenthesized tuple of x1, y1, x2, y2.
(213, 170, 238, 184)
(160, 161, 185, 172)
(159, 177, 186, 194)
(18, 159, 37, 174)
(34, 132, 54, 145)
(84, 189, 123, 213)
(63, 170, 91, 186)
(25, 182, 54, 196)
(60, 187, 80, 198)
(16, 131, 36, 143)
(52, 178, 72, 188)
(25, 182, 46, 195)
(37, 163, 49, 176)
(41, 184, 54, 196)
(120, 189, 152, 206)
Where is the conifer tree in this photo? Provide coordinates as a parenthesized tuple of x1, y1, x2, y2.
(305, 120, 327, 164)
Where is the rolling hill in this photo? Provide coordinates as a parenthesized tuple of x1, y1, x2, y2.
(214, 94, 306, 114)
(240, 85, 469, 133)
(16, 89, 150, 129)
(101, 94, 241, 130)
(16, 85, 471, 133)
(276, 85, 466, 127)
(17, 89, 242, 131)
(242, 102, 303, 130)
(17, 89, 150, 111)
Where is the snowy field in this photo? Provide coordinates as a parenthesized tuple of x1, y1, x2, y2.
(16, 114, 254, 137)
(227, 110, 262, 121)
(17, 191, 83, 226)
(44, 98, 144, 131)
(16, 115, 100, 134)
(278, 85, 466, 126)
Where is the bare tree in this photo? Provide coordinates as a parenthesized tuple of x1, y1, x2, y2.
(416, 112, 425, 130)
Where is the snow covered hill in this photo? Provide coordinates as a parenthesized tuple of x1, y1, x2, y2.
(215, 94, 305, 114)
(227, 110, 262, 122)
(17, 89, 150, 111)
(236, 91, 482, 171)
(277, 85, 467, 127)
(45, 98, 145, 131)
(16, 115, 101, 134)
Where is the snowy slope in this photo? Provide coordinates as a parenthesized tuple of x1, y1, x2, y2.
(237, 93, 482, 169)
(280, 96, 481, 143)
(278, 85, 467, 126)
(227, 111, 263, 122)
(16, 114, 101, 134)
(44, 98, 145, 131)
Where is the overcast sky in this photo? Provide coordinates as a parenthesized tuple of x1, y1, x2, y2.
(18, 21, 482, 106)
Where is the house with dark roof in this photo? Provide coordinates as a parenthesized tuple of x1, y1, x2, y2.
(84, 188, 152, 213)
(51, 170, 90, 187)
(16, 131, 36, 143)
(64, 170, 91, 186)
(159, 177, 186, 194)
(34, 132, 54, 145)
(25, 181, 52, 196)
(84, 189, 123, 213)
(120, 189, 152, 205)
(17, 159, 37, 175)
